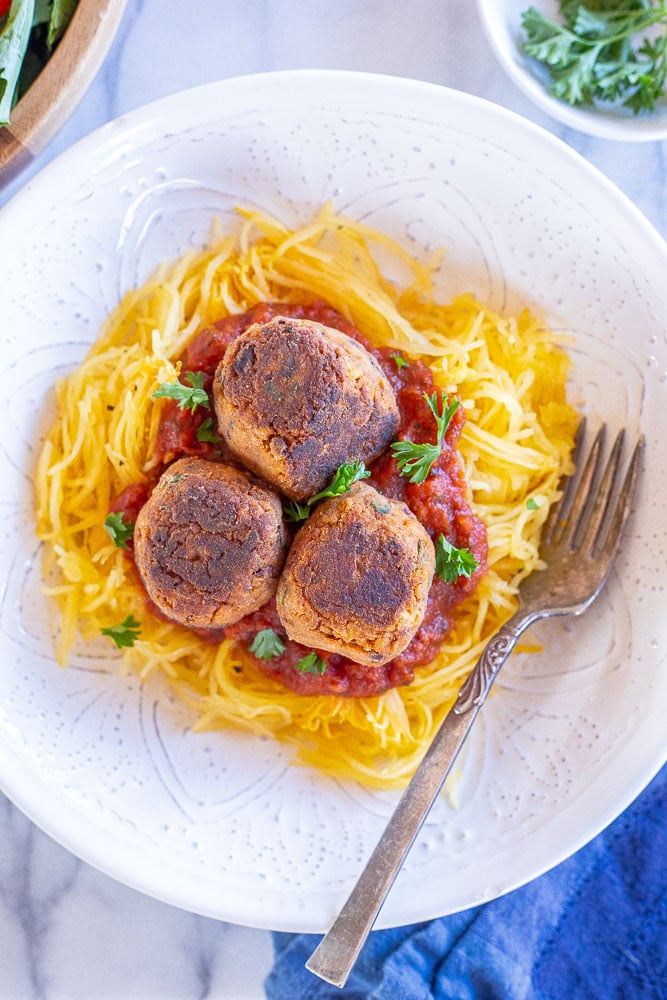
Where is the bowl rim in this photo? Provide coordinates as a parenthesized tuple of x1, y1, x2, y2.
(475, 0, 667, 142)
(0, 0, 127, 188)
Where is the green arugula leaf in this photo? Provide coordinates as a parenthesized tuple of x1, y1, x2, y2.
(47, 0, 77, 48)
(153, 370, 210, 413)
(294, 651, 327, 675)
(104, 511, 134, 549)
(249, 628, 286, 660)
(434, 535, 479, 584)
(100, 614, 142, 649)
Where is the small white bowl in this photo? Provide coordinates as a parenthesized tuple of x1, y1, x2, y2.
(476, 0, 667, 141)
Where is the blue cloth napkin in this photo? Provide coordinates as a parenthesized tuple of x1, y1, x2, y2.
(265, 764, 666, 999)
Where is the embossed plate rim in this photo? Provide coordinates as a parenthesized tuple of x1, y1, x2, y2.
(0, 70, 666, 930)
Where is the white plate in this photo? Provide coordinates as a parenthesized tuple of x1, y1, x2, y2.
(0, 71, 665, 931)
(476, 0, 667, 141)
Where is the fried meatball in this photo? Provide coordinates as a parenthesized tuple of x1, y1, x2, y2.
(277, 482, 435, 666)
(134, 458, 287, 628)
(212, 316, 399, 501)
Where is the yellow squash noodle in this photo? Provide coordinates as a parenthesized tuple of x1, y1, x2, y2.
(35, 204, 578, 788)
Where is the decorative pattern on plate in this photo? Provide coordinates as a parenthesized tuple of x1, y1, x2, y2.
(0, 72, 665, 931)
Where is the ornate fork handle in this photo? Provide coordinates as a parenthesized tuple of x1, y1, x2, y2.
(307, 427, 642, 989)
(305, 610, 535, 988)
(456, 611, 538, 712)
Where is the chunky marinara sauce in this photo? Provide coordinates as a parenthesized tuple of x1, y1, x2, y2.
(110, 301, 487, 698)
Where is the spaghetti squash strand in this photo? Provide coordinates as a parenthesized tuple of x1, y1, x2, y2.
(34, 206, 578, 788)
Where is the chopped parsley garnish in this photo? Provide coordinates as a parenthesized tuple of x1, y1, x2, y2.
(526, 497, 540, 510)
(196, 416, 221, 444)
(283, 460, 371, 522)
(521, 2, 667, 114)
(309, 460, 371, 503)
(425, 391, 460, 443)
(153, 371, 210, 413)
(249, 628, 286, 660)
(390, 353, 409, 369)
(390, 439, 441, 484)
(434, 535, 479, 583)
(294, 651, 328, 675)
(390, 392, 459, 484)
(100, 614, 142, 649)
(283, 499, 312, 523)
(103, 512, 134, 549)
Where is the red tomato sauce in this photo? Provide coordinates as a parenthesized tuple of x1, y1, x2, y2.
(109, 301, 487, 698)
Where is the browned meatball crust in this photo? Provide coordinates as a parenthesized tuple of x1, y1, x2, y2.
(277, 482, 435, 666)
(212, 316, 400, 501)
(134, 458, 287, 628)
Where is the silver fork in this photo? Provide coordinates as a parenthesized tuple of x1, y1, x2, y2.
(306, 423, 643, 989)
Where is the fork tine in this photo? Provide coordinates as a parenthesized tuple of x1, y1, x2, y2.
(561, 423, 606, 549)
(578, 428, 625, 554)
(543, 417, 587, 543)
(592, 435, 643, 569)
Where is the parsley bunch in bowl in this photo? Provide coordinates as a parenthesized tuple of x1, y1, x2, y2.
(521, 0, 667, 113)
(0, 0, 79, 126)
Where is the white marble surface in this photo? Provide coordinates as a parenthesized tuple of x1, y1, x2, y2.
(0, 1, 665, 997)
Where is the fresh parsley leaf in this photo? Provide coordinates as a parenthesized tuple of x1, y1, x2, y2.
(249, 628, 286, 660)
(521, 6, 582, 67)
(308, 460, 371, 504)
(103, 511, 134, 549)
(390, 439, 441, 484)
(153, 371, 210, 413)
(283, 461, 371, 522)
(294, 651, 327, 675)
(424, 392, 459, 443)
(390, 352, 409, 369)
(390, 392, 459, 484)
(100, 614, 142, 649)
(521, 1, 667, 113)
(283, 499, 312, 523)
(434, 535, 479, 584)
(526, 497, 540, 510)
(195, 416, 221, 444)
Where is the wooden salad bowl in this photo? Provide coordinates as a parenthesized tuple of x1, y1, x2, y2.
(0, 0, 127, 188)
